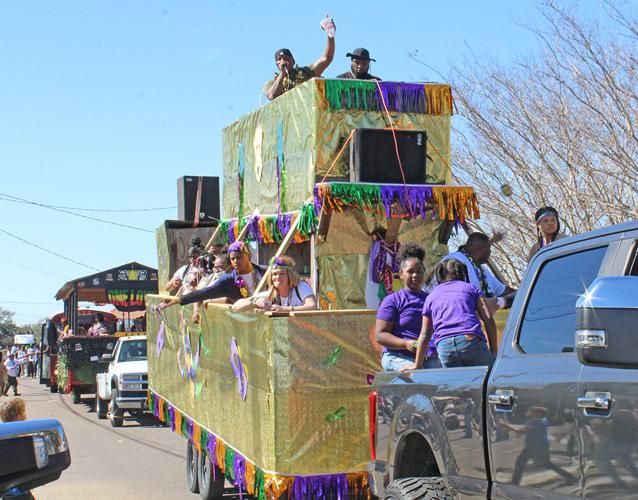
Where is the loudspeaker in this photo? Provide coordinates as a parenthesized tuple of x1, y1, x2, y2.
(349, 128, 427, 184)
(177, 176, 220, 223)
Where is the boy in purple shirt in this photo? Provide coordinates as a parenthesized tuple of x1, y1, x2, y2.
(410, 258, 497, 369)
(375, 244, 440, 371)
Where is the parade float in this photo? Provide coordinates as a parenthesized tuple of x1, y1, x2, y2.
(52, 262, 158, 402)
(146, 78, 479, 499)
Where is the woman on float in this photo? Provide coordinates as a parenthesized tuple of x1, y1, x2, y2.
(232, 256, 317, 313)
(527, 206, 564, 262)
(375, 244, 440, 371)
(159, 240, 265, 310)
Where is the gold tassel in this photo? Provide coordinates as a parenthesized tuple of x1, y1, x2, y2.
(215, 440, 226, 473)
(193, 424, 201, 453)
(424, 84, 453, 115)
(245, 461, 256, 496)
(158, 398, 165, 423)
(264, 474, 293, 499)
(174, 411, 182, 436)
(432, 187, 480, 222)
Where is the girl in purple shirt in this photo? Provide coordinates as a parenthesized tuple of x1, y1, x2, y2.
(375, 244, 440, 371)
(410, 258, 497, 369)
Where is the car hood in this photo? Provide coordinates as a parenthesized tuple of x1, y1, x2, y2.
(115, 360, 148, 374)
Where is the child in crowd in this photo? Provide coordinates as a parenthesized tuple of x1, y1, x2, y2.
(410, 258, 497, 369)
(0, 397, 27, 422)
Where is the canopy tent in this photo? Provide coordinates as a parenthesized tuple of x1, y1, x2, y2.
(54, 262, 158, 336)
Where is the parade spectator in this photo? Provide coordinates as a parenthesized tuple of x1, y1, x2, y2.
(232, 256, 317, 313)
(160, 240, 266, 311)
(375, 244, 441, 371)
(527, 206, 565, 262)
(441, 232, 516, 313)
(2, 353, 20, 396)
(88, 313, 108, 336)
(26, 345, 35, 378)
(335, 48, 381, 80)
(0, 397, 27, 422)
(16, 347, 26, 377)
(265, 16, 336, 100)
(411, 259, 497, 369)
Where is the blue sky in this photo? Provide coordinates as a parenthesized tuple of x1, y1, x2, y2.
(0, 1, 596, 325)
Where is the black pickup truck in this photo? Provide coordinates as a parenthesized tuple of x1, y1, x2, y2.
(369, 220, 638, 499)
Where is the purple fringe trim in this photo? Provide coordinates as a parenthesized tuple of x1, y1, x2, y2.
(277, 213, 292, 239)
(186, 418, 194, 441)
(153, 396, 159, 418)
(291, 474, 348, 500)
(228, 220, 237, 244)
(168, 406, 176, 432)
(378, 82, 427, 113)
(379, 185, 433, 218)
(233, 454, 246, 499)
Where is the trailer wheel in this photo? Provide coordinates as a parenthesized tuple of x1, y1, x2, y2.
(50, 383, 58, 394)
(109, 389, 124, 427)
(186, 441, 200, 494)
(197, 448, 225, 499)
(72, 387, 82, 404)
(384, 477, 451, 500)
(96, 396, 107, 419)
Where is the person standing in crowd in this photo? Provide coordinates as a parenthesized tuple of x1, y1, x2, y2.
(410, 259, 497, 369)
(527, 206, 565, 262)
(265, 16, 336, 100)
(335, 48, 381, 80)
(375, 244, 441, 371)
(3, 353, 20, 396)
(26, 345, 35, 378)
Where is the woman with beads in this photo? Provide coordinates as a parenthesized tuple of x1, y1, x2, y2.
(232, 256, 317, 313)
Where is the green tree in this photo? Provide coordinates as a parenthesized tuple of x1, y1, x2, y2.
(0, 307, 18, 346)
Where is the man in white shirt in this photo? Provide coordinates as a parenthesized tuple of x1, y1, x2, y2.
(441, 232, 516, 311)
(3, 353, 20, 396)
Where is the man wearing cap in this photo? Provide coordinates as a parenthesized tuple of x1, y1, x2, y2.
(336, 48, 381, 80)
(265, 16, 336, 100)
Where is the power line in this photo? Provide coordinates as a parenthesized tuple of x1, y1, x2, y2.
(0, 227, 100, 271)
(0, 257, 70, 279)
(0, 301, 56, 305)
(0, 192, 175, 213)
(0, 193, 155, 233)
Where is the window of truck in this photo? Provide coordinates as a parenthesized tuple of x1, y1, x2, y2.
(518, 246, 607, 354)
(626, 242, 638, 275)
(117, 340, 147, 362)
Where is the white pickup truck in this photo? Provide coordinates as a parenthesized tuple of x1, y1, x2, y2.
(95, 335, 148, 427)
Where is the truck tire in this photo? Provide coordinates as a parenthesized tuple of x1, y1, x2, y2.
(50, 383, 58, 394)
(72, 387, 82, 404)
(186, 441, 200, 494)
(109, 389, 124, 427)
(197, 449, 225, 499)
(384, 477, 451, 500)
(96, 396, 107, 420)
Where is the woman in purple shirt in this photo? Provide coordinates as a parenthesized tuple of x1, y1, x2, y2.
(411, 258, 497, 369)
(375, 244, 440, 371)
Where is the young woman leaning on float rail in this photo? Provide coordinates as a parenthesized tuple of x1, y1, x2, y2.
(232, 256, 317, 313)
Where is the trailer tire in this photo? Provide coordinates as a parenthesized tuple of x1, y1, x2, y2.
(384, 477, 451, 500)
(96, 396, 107, 419)
(109, 389, 124, 427)
(186, 441, 200, 494)
(197, 449, 225, 499)
(50, 383, 58, 394)
(72, 387, 82, 404)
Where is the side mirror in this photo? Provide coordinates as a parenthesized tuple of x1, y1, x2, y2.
(101, 353, 113, 361)
(0, 418, 71, 495)
(575, 276, 638, 369)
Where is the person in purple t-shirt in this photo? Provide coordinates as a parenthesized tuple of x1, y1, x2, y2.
(410, 258, 497, 369)
(375, 244, 441, 371)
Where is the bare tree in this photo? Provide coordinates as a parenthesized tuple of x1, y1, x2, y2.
(418, 1, 638, 285)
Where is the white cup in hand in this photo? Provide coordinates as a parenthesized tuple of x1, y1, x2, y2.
(320, 16, 336, 38)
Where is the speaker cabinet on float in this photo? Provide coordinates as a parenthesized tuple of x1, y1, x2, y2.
(177, 176, 220, 223)
(349, 128, 427, 184)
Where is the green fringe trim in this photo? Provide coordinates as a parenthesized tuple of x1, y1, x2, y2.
(325, 80, 377, 111)
(298, 202, 319, 238)
(225, 447, 235, 482)
(254, 468, 266, 500)
(330, 183, 382, 213)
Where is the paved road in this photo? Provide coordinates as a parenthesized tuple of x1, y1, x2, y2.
(7, 377, 227, 499)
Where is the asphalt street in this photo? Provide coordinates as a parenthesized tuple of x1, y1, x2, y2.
(6, 377, 238, 499)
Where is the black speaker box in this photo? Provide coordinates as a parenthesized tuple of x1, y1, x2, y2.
(177, 176, 220, 222)
(349, 128, 427, 184)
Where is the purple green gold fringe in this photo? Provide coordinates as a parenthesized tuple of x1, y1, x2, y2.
(314, 182, 479, 223)
(322, 80, 453, 115)
(218, 203, 318, 246)
(148, 390, 370, 500)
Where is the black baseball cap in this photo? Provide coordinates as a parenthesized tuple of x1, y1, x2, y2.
(346, 48, 375, 62)
(274, 48, 293, 60)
